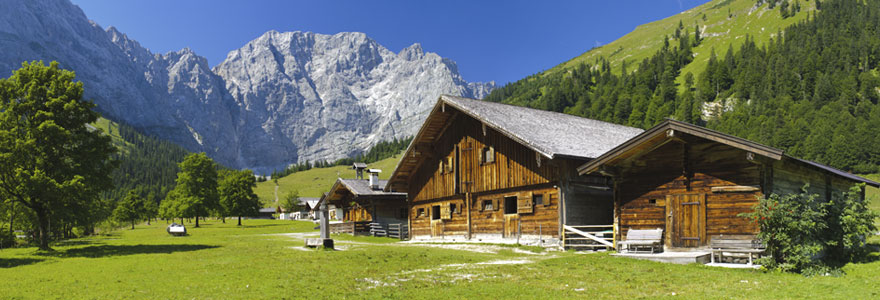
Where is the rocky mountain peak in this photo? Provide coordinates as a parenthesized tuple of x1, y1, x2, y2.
(0, 0, 494, 173)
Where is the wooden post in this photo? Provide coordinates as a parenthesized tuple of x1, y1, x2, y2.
(612, 179, 620, 249)
(466, 192, 472, 239)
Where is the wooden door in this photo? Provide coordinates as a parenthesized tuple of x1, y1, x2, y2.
(666, 194, 706, 247)
(504, 214, 519, 238)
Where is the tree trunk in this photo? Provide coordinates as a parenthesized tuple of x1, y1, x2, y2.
(9, 202, 15, 242)
(238, 216, 242, 226)
(35, 207, 51, 250)
(131, 220, 135, 230)
(221, 217, 225, 224)
(195, 215, 200, 228)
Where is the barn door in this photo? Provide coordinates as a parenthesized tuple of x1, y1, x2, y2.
(666, 194, 706, 247)
(504, 214, 519, 238)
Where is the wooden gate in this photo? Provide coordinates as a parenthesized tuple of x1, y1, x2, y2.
(666, 194, 706, 247)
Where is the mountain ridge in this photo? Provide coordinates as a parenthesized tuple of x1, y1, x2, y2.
(0, 0, 494, 173)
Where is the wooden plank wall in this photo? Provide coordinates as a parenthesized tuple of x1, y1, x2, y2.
(407, 113, 576, 238)
(617, 137, 762, 244)
(409, 117, 556, 202)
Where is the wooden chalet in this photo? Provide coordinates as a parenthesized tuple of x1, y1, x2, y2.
(321, 169, 408, 236)
(578, 119, 880, 250)
(385, 95, 643, 244)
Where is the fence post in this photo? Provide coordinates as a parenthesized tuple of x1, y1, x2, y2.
(539, 224, 542, 246)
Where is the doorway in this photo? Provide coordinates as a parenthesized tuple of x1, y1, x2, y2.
(666, 194, 706, 247)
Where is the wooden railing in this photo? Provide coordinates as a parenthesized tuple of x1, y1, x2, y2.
(329, 221, 371, 235)
(563, 225, 614, 250)
(387, 223, 408, 240)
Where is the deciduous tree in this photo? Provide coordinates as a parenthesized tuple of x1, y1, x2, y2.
(0, 61, 116, 250)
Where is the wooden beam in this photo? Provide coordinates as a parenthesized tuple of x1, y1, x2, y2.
(710, 185, 761, 193)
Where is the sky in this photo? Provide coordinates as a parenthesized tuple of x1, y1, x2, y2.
(70, 0, 707, 85)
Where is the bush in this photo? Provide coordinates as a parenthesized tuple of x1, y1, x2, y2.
(741, 184, 876, 275)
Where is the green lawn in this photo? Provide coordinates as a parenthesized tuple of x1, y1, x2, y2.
(2, 220, 879, 299)
(254, 154, 402, 205)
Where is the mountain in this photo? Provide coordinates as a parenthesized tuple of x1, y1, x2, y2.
(0, 0, 493, 173)
(484, 0, 880, 173)
(213, 31, 493, 171)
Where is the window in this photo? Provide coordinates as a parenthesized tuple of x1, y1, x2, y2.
(648, 199, 657, 205)
(417, 208, 425, 218)
(533, 193, 544, 206)
(480, 146, 495, 164)
(504, 196, 518, 214)
(481, 200, 493, 211)
(432, 205, 441, 220)
(445, 156, 454, 173)
(450, 203, 458, 214)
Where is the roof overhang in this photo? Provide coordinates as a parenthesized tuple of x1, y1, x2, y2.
(577, 119, 880, 188)
(578, 119, 784, 175)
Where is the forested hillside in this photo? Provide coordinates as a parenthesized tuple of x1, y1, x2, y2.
(93, 118, 190, 202)
(485, 0, 880, 173)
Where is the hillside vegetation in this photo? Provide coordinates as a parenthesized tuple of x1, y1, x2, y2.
(552, 0, 813, 87)
(92, 118, 190, 202)
(485, 0, 880, 173)
(254, 154, 402, 205)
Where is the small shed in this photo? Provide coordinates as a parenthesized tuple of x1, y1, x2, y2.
(257, 207, 276, 219)
(322, 175, 408, 236)
(577, 119, 879, 249)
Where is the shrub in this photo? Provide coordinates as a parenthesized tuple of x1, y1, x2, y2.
(741, 184, 876, 275)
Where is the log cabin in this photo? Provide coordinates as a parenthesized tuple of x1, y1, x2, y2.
(320, 169, 408, 235)
(577, 119, 880, 250)
(385, 95, 643, 244)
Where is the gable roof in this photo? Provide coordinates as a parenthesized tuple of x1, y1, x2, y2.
(325, 178, 406, 204)
(577, 119, 879, 187)
(386, 95, 642, 191)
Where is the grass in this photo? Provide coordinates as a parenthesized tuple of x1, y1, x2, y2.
(1, 219, 879, 299)
(254, 153, 402, 205)
(548, 0, 813, 92)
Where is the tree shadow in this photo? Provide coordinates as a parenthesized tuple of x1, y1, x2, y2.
(0, 258, 44, 268)
(40, 244, 219, 258)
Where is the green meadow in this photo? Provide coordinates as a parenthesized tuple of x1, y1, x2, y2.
(1, 219, 878, 299)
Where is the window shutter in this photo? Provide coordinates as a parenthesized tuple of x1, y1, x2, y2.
(518, 192, 534, 214)
(488, 146, 495, 163)
(494, 199, 500, 211)
(442, 205, 451, 220)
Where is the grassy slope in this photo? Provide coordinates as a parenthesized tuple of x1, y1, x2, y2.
(0, 220, 878, 299)
(254, 153, 403, 205)
(551, 0, 813, 90)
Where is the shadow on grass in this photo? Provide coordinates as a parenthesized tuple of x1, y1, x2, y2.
(0, 258, 44, 268)
(41, 244, 219, 258)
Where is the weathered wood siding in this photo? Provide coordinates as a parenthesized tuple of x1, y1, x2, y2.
(409, 117, 556, 202)
(771, 159, 862, 201)
(408, 114, 570, 238)
(617, 138, 762, 246)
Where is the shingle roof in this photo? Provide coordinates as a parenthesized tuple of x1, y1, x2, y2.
(386, 95, 643, 192)
(338, 179, 406, 197)
(297, 197, 320, 208)
(442, 95, 643, 159)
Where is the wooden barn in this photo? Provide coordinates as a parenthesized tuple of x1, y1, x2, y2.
(577, 119, 880, 250)
(385, 95, 643, 244)
(321, 168, 408, 237)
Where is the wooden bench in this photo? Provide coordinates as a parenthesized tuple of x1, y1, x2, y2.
(709, 235, 765, 265)
(618, 228, 663, 253)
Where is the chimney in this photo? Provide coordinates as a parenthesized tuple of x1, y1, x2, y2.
(352, 162, 367, 179)
(368, 169, 381, 190)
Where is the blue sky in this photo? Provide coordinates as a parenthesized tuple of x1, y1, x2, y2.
(71, 0, 707, 85)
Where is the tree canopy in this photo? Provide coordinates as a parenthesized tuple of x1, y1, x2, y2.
(0, 61, 117, 250)
(219, 169, 260, 226)
(162, 153, 218, 228)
